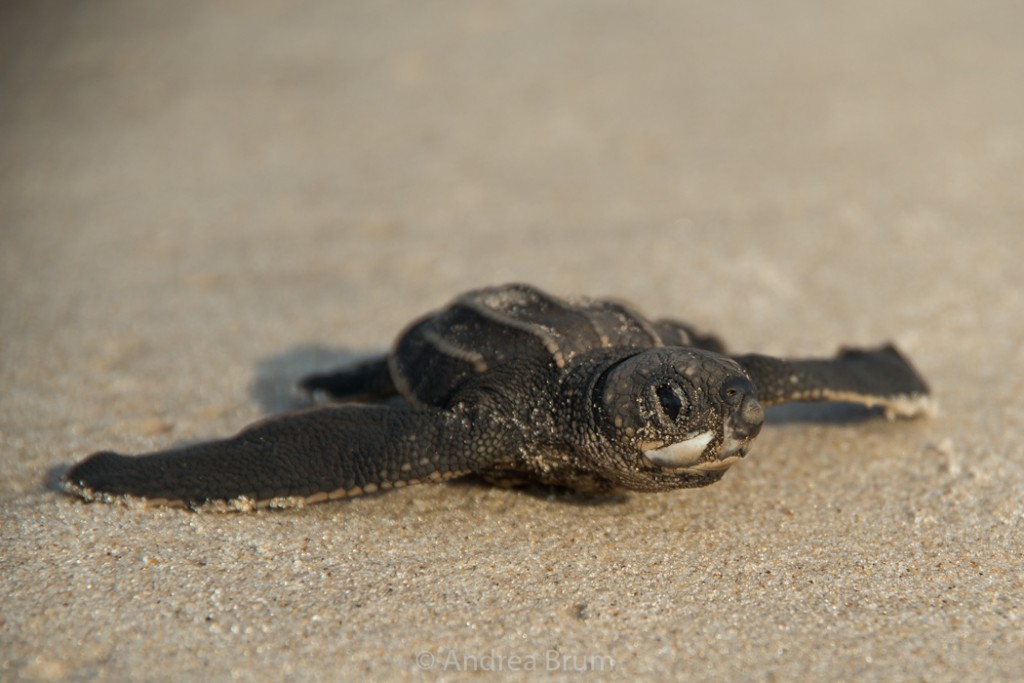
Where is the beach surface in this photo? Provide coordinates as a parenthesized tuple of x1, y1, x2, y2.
(3, 1, 1023, 681)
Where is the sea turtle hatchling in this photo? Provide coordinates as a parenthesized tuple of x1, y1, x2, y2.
(63, 284, 933, 511)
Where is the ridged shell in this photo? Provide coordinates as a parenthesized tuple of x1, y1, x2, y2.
(390, 284, 719, 408)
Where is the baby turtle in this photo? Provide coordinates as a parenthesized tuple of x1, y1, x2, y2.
(63, 284, 932, 511)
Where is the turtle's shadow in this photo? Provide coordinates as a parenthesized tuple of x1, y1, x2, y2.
(249, 344, 385, 414)
(44, 464, 69, 494)
(447, 476, 630, 507)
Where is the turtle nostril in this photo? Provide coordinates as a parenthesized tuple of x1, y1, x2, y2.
(746, 395, 764, 421)
(739, 397, 765, 438)
(744, 416, 764, 439)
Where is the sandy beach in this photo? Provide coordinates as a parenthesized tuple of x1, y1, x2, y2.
(3, 1, 1023, 680)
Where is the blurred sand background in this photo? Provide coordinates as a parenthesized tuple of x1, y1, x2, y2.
(2, 1, 1023, 681)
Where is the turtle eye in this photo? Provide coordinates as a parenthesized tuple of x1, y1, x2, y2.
(654, 383, 685, 422)
(721, 376, 754, 406)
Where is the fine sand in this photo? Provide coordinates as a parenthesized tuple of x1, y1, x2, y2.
(3, 2, 1023, 681)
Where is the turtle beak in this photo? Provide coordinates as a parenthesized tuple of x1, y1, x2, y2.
(643, 432, 714, 467)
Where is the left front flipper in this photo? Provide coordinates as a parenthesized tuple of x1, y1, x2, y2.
(62, 405, 507, 511)
(734, 344, 934, 419)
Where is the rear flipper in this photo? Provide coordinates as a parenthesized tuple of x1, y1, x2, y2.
(734, 344, 934, 419)
(653, 318, 727, 353)
(299, 355, 396, 402)
(62, 405, 491, 511)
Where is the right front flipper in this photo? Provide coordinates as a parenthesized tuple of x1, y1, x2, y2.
(62, 406, 495, 511)
(734, 344, 934, 419)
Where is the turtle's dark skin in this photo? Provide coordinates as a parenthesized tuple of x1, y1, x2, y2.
(63, 284, 933, 511)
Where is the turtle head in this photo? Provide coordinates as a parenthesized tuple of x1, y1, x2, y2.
(590, 348, 765, 489)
